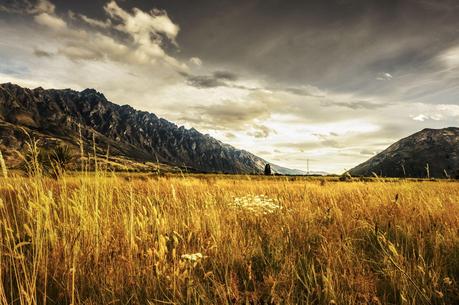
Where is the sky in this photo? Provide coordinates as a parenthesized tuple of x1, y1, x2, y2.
(1, 0, 459, 173)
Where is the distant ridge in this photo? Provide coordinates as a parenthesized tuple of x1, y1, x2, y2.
(350, 127, 459, 178)
(0, 83, 303, 174)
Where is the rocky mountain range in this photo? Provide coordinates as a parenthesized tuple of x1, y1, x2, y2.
(350, 127, 459, 178)
(0, 83, 302, 174)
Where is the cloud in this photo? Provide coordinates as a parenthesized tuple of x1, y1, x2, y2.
(411, 114, 437, 121)
(177, 97, 273, 130)
(56, 33, 129, 62)
(33, 48, 53, 57)
(274, 141, 321, 152)
(225, 132, 237, 139)
(439, 45, 459, 68)
(195, 99, 270, 126)
(189, 57, 202, 66)
(213, 70, 238, 81)
(105, 1, 179, 42)
(376, 72, 393, 81)
(321, 99, 391, 110)
(408, 104, 459, 122)
(34, 12, 66, 30)
(184, 73, 326, 96)
(360, 149, 376, 156)
(58, 45, 101, 61)
(247, 124, 276, 138)
(2, 0, 185, 70)
(32, 0, 54, 14)
(0, 0, 54, 14)
(310, 133, 344, 148)
(415, 0, 459, 11)
(184, 70, 239, 88)
(281, 85, 325, 97)
(276, 137, 344, 152)
(74, 14, 112, 29)
(103, 1, 183, 68)
(185, 74, 226, 88)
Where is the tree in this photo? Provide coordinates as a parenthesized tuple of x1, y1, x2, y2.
(264, 163, 272, 175)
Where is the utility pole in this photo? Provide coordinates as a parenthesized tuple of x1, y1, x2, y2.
(307, 159, 310, 175)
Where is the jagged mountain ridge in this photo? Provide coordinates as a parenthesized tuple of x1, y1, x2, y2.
(349, 127, 459, 178)
(0, 82, 300, 174)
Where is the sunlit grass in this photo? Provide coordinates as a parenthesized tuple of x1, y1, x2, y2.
(0, 172, 458, 304)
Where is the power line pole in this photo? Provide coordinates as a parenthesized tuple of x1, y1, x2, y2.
(307, 158, 310, 175)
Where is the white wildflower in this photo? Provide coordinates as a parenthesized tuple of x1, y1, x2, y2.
(229, 195, 281, 215)
(181, 252, 204, 262)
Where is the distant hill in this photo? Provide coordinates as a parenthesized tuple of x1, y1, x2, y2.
(0, 83, 301, 174)
(349, 127, 459, 178)
(270, 164, 307, 175)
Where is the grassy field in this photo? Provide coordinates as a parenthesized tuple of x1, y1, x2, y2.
(0, 173, 458, 305)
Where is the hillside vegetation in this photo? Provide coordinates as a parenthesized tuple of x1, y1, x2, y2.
(0, 172, 458, 304)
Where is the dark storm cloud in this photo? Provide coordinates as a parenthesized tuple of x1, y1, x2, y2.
(183, 70, 239, 88)
(183, 71, 326, 96)
(0, 0, 54, 14)
(140, 0, 459, 99)
(415, 0, 459, 11)
(185, 74, 226, 88)
(213, 70, 237, 81)
(14, 0, 459, 101)
(33, 48, 53, 57)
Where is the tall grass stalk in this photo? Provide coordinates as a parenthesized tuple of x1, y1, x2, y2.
(0, 151, 7, 178)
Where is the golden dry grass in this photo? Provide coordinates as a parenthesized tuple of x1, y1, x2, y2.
(0, 173, 458, 304)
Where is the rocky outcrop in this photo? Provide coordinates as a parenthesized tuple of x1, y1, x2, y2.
(0, 83, 300, 174)
(350, 127, 459, 178)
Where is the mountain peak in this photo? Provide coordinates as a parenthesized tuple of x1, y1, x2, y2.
(80, 88, 107, 99)
(350, 127, 459, 178)
(1, 82, 24, 91)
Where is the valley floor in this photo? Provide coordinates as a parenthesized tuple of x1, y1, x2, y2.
(0, 174, 458, 304)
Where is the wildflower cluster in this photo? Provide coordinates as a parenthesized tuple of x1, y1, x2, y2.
(229, 195, 281, 215)
(181, 252, 204, 262)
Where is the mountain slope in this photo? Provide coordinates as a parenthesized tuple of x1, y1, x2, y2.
(349, 127, 459, 178)
(0, 83, 298, 174)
